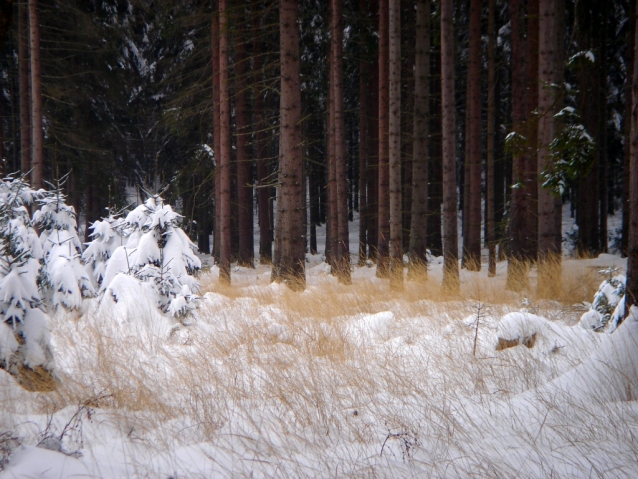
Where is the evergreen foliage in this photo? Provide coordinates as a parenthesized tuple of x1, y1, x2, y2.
(100, 195, 201, 318)
(34, 178, 95, 310)
(0, 175, 54, 374)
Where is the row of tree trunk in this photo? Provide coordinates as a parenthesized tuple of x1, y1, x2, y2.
(204, 0, 638, 301)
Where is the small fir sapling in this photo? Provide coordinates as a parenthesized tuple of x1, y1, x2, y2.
(82, 213, 126, 288)
(579, 267, 626, 332)
(34, 178, 95, 310)
(0, 175, 54, 374)
(102, 196, 201, 317)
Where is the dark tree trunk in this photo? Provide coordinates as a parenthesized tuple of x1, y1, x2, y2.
(507, 0, 531, 291)
(253, 33, 272, 264)
(234, 22, 254, 268)
(409, 0, 430, 280)
(331, 0, 351, 283)
(441, 0, 459, 293)
(537, 0, 561, 296)
(273, 0, 305, 290)
(28, 0, 43, 189)
(212, 9, 221, 263)
(627, 0, 638, 314)
(464, 0, 482, 271)
(624, 0, 636, 258)
(376, 0, 390, 278)
(358, 60, 368, 265)
(19, 1, 30, 176)
(428, 36, 443, 258)
(388, 0, 402, 290)
(218, 0, 232, 284)
(575, 0, 602, 257)
(486, 0, 496, 277)
(367, 59, 379, 260)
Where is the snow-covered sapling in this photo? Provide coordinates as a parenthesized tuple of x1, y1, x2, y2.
(102, 196, 201, 317)
(579, 273, 626, 332)
(82, 213, 126, 288)
(34, 178, 95, 311)
(0, 175, 54, 376)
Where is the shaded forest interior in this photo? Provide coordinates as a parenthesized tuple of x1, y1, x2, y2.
(0, 0, 636, 294)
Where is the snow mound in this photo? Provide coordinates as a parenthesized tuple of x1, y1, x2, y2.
(0, 445, 90, 478)
(533, 307, 638, 403)
(348, 311, 396, 344)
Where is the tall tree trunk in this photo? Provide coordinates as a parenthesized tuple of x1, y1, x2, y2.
(525, 0, 539, 259)
(624, 0, 636, 258)
(598, 4, 609, 254)
(19, 1, 30, 176)
(358, 59, 368, 265)
(367, 59, 379, 260)
(28, 0, 43, 189)
(506, 0, 530, 291)
(218, 0, 231, 284)
(537, 0, 561, 296)
(464, 0, 481, 271)
(627, 0, 638, 314)
(428, 36, 443, 257)
(388, 0, 402, 290)
(376, 0, 390, 278)
(331, 0, 351, 283)
(486, 0, 496, 277)
(409, 0, 430, 280)
(253, 31, 272, 264)
(273, 0, 305, 290)
(441, 0, 459, 293)
(358, 0, 370, 265)
(234, 20, 254, 268)
(326, 56, 338, 266)
(212, 9, 221, 263)
(575, 0, 601, 257)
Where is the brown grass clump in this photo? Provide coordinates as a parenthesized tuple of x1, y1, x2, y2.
(16, 365, 56, 392)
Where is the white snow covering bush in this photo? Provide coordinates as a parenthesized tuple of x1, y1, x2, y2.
(82, 214, 126, 287)
(34, 183, 95, 310)
(578, 273, 626, 331)
(98, 196, 201, 318)
(0, 175, 54, 373)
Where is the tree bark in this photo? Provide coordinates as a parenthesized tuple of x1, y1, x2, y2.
(326, 55, 338, 266)
(464, 0, 482, 271)
(211, 8, 221, 263)
(19, 1, 30, 176)
(575, 0, 602, 257)
(428, 37, 443, 258)
(627, 0, 638, 314)
(376, 0, 390, 278)
(624, 0, 636, 258)
(218, 0, 231, 284)
(537, 0, 561, 296)
(28, 0, 43, 189)
(506, 0, 531, 291)
(358, 58, 369, 265)
(486, 0, 496, 277)
(234, 20, 254, 268)
(409, 0, 430, 281)
(358, 0, 371, 265)
(388, 0, 402, 290)
(253, 30, 272, 265)
(273, 0, 305, 290)
(441, 0, 459, 293)
(331, 0, 351, 283)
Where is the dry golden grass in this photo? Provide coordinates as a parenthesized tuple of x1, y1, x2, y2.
(2, 257, 630, 477)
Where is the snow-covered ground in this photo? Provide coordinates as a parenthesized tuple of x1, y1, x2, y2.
(1, 248, 638, 478)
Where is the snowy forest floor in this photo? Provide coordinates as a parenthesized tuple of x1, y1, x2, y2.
(2, 250, 638, 478)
